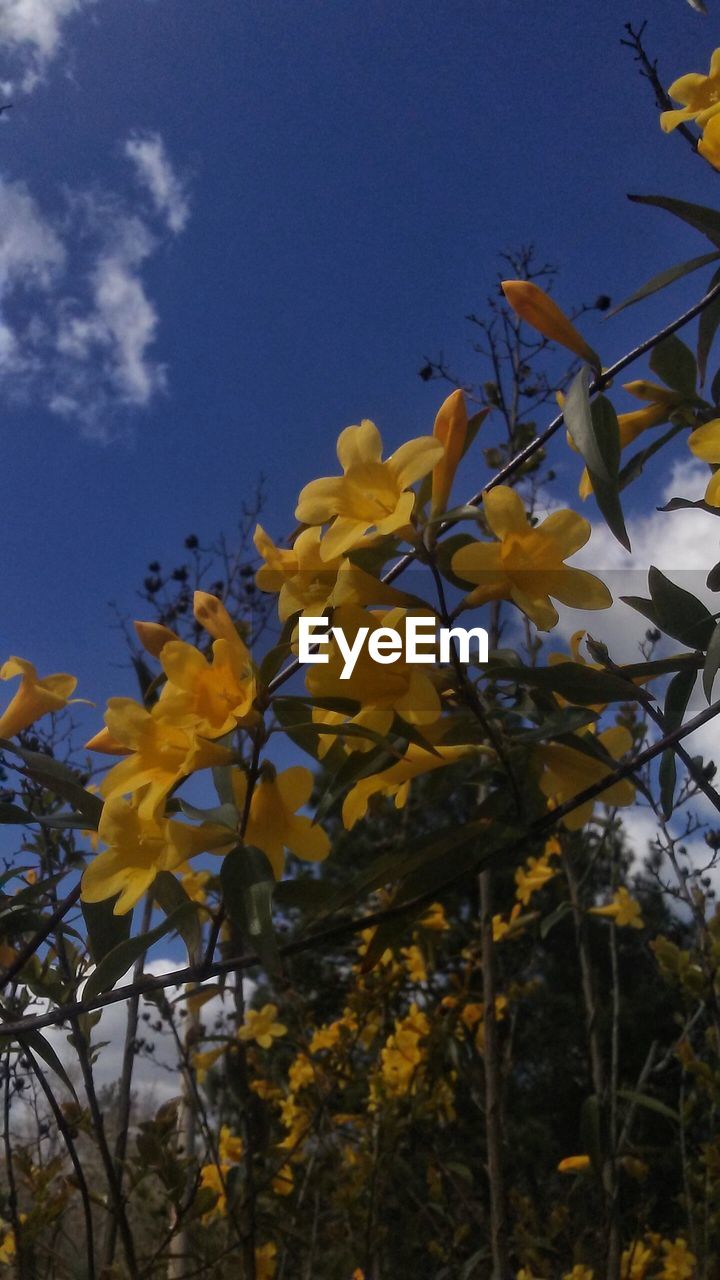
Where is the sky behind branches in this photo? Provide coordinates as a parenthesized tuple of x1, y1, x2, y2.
(1, 0, 719, 725)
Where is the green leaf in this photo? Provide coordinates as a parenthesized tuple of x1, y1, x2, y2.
(82, 898, 132, 965)
(152, 871, 203, 962)
(649, 566, 716, 650)
(704, 621, 720, 703)
(698, 267, 720, 386)
(659, 666, 697, 818)
(484, 661, 645, 706)
(84, 905, 196, 1001)
(649, 335, 697, 396)
(0, 1026, 78, 1101)
(579, 1094, 603, 1176)
(540, 899, 572, 940)
(629, 193, 720, 249)
(618, 1089, 680, 1124)
(564, 367, 610, 481)
(0, 741, 102, 825)
(620, 423, 686, 492)
(587, 395, 630, 550)
(220, 845, 280, 976)
(0, 803, 32, 825)
(609, 249, 720, 317)
(659, 496, 720, 515)
(513, 707, 598, 743)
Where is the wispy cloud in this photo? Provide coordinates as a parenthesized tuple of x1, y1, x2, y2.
(0, 133, 190, 438)
(0, 0, 100, 94)
(125, 131, 190, 235)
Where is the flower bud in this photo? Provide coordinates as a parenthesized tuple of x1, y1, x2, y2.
(133, 620, 178, 658)
(501, 280, 600, 372)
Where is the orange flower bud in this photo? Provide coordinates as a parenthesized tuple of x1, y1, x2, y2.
(430, 389, 469, 517)
(501, 280, 600, 372)
(133, 619, 178, 658)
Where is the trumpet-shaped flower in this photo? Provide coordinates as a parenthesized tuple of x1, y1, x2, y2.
(534, 727, 635, 829)
(295, 419, 443, 561)
(660, 49, 720, 132)
(590, 886, 644, 929)
(687, 417, 720, 506)
(233, 764, 330, 879)
(431, 389, 477, 517)
(306, 605, 443, 727)
(157, 637, 256, 737)
(514, 853, 556, 905)
(0, 657, 79, 739)
(451, 487, 611, 630)
(342, 741, 478, 829)
(92, 698, 233, 818)
(254, 524, 411, 623)
(237, 1002, 287, 1049)
(81, 795, 233, 914)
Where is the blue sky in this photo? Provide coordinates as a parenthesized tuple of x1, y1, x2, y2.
(1, 0, 719, 733)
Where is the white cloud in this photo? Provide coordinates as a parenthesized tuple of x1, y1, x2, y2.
(0, 133, 190, 437)
(0, 0, 99, 94)
(125, 132, 190, 235)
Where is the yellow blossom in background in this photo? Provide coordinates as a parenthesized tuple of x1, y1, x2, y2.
(401, 944, 427, 984)
(562, 1268, 594, 1280)
(557, 1154, 591, 1174)
(342, 741, 477, 829)
(451, 486, 611, 630)
(255, 1242, 277, 1280)
(92, 698, 232, 818)
(218, 1125, 244, 1165)
(590, 886, 644, 929)
(306, 605, 443, 728)
(80, 796, 232, 914)
(199, 1162, 229, 1218)
(660, 1238, 696, 1280)
(192, 1045, 226, 1085)
(515, 853, 556, 906)
(288, 1053, 314, 1092)
(420, 901, 449, 932)
(473, 995, 508, 1052)
(309, 1020, 343, 1054)
(237, 1003, 287, 1049)
(179, 864, 211, 906)
(0, 1223, 16, 1265)
(621, 1241, 654, 1279)
(0, 657, 80, 739)
(534, 726, 635, 829)
(493, 902, 523, 941)
(232, 764, 330, 880)
(687, 418, 720, 506)
(660, 48, 720, 132)
(271, 1163, 294, 1196)
(380, 1016, 427, 1097)
(295, 418, 443, 560)
(157, 637, 256, 737)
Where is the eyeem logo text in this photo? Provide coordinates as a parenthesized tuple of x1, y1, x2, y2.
(298, 616, 489, 680)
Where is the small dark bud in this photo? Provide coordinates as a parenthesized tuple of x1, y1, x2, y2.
(594, 295, 611, 311)
(418, 363, 433, 382)
(184, 534, 199, 550)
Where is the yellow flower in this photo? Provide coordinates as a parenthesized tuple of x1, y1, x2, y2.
(0, 1223, 16, 1265)
(574, 380, 690, 499)
(271, 1163, 294, 1196)
(590, 886, 644, 929)
(342, 741, 476, 829)
(179, 865, 211, 906)
(306, 605, 443, 729)
(699, 110, 720, 169)
(401, 944, 427, 984)
(515, 854, 556, 906)
(255, 1242, 277, 1280)
(431, 388, 473, 517)
(660, 49, 720, 132)
(557, 1154, 591, 1174)
(81, 795, 232, 914)
(288, 1053, 314, 1092)
(621, 1241, 654, 1279)
(687, 418, 720, 506)
(237, 1003, 287, 1049)
(193, 590, 246, 649)
(659, 1238, 696, 1280)
(199, 1162, 229, 1217)
(232, 764, 330, 880)
(562, 1268, 594, 1280)
(133, 619, 179, 657)
(92, 698, 232, 819)
(0, 657, 79, 739)
(502, 279, 599, 369)
(192, 1045, 226, 1085)
(451, 487, 611, 630)
(534, 726, 635, 829)
(420, 901, 449, 932)
(217, 1125, 244, 1164)
(295, 419, 443, 561)
(309, 1021, 343, 1054)
(157, 637, 256, 737)
(493, 902, 522, 941)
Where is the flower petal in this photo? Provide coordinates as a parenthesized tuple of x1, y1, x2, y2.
(389, 436, 444, 489)
(337, 420, 383, 469)
(483, 486, 528, 538)
(295, 477, 345, 525)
